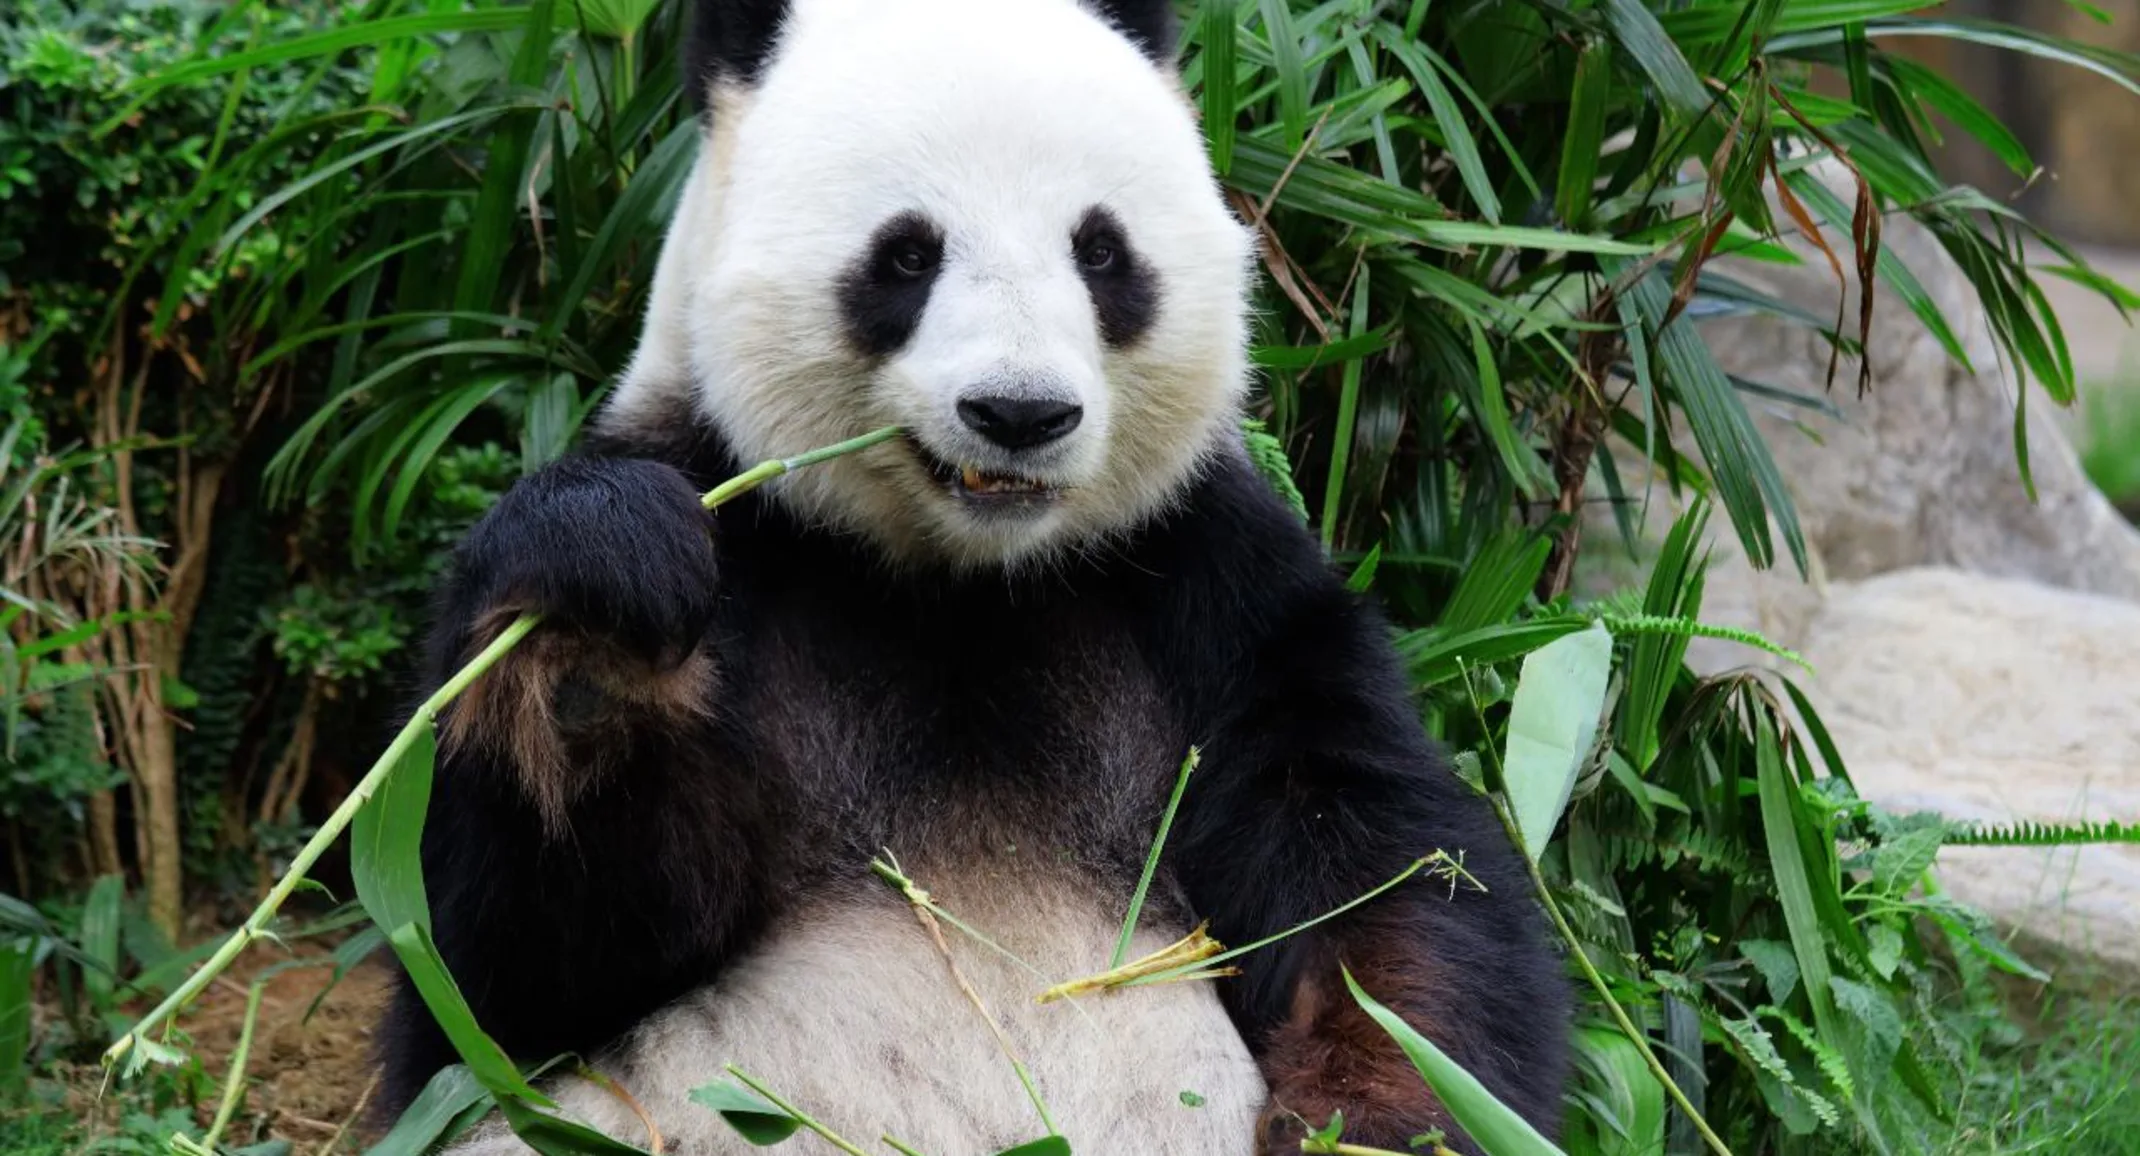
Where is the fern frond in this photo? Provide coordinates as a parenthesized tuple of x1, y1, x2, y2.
(1602, 613, 1811, 672)
(1946, 818, 2140, 848)
(1659, 827, 1755, 876)
(1721, 1014, 1840, 1128)
(1241, 417, 1308, 524)
(1761, 1005, 1855, 1111)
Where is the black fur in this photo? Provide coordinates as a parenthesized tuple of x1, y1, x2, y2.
(375, 406, 1571, 1148)
(439, 456, 720, 668)
(837, 211, 945, 357)
(1073, 205, 1160, 348)
(683, 0, 789, 109)
(1083, 0, 1180, 65)
(683, 0, 1181, 115)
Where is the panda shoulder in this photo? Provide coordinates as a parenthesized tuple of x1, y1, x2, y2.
(580, 390, 742, 487)
(1144, 440, 1348, 612)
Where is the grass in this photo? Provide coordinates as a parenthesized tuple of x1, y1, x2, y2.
(2079, 381, 2140, 519)
(1935, 989, 2140, 1155)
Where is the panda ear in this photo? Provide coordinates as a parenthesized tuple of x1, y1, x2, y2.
(684, 0, 791, 111)
(1082, 0, 1180, 67)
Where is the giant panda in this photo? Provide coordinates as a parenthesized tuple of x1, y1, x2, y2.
(374, 0, 1571, 1151)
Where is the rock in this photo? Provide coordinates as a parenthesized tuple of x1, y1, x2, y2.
(1688, 166, 2140, 603)
(1572, 167, 2140, 975)
(1790, 568, 2140, 977)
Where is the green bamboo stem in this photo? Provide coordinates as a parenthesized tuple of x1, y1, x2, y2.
(724, 1065, 872, 1156)
(1110, 746, 1199, 969)
(103, 426, 901, 1072)
(195, 980, 265, 1153)
(1496, 798, 1736, 1156)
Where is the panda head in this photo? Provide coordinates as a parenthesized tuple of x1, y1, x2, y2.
(607, 0, 1257, 570)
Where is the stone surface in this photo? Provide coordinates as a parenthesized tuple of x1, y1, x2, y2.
(1792, 568, 2140, 976)
(1575, 171, 2140, 973)
(1689, 170, 2140, 603)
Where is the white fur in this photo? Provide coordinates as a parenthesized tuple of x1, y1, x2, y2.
(604, 0, 1257, 569)
(500, 8, 1272, 1148)
(445, 874, 1266, 1154)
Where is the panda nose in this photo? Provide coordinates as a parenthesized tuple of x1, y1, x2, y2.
(956, 396, 1084, 450)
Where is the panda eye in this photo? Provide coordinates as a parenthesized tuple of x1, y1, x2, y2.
(887, 241, 937, 280)
(1076, 240, 1118, 273)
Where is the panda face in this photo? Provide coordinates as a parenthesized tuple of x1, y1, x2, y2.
(643, 0, 1256, 569)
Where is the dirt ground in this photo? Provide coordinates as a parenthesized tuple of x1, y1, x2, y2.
(61, 936, 396, 1154)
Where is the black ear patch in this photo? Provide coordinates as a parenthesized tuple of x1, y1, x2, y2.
(685, 1, 1178, 116)
(839, 212, 947, 357)
(1073, 206, 1159, 348)
(1082, 0, 1180, 65)
(684, 0, 791, 112)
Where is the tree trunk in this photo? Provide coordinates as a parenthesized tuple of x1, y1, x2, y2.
(88, 786, 123, 880)
(136, 687, 185, 939)
(90, 340, 202, 941)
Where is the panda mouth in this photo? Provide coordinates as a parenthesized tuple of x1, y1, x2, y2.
(906, 437, 1063, 507)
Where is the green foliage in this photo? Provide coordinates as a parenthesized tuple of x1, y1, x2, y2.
(1342, 966, 1564, 1155)
(1927, 988, 2140, 1154)
(8, 0, 2139, 1154)
(0, 881, 213, 1129)
(0, 422, 158, 885)
(0, 0, 363, 426)
(1946, 818, 2140, 848)
(2079, 383, 2140, 518)
(97, 0, 698, 557)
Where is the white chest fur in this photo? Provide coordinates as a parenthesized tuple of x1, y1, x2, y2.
(445, 871, 1267, 1154)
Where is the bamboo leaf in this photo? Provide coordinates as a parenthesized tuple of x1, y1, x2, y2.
(387, 923, 544, 1103)
(993, 1140, 1072, 1156)
(1618, 263, 1806, 575)
(1374, 27, 1501, 223)
(456, 1, 558, 332)
(1399, 617, 1594, 690)
(1258, 0, 1309, 151)
(690, 1082, 804, 1146)
(1344, 968, 1568, 1155)
(1502, 622, 1613, 861)
(1556, 40, 1613, 228)
(99, 10, 534, 129)
(365, 1064, 495, 1156)
(1599, 0, 1709, 119)
(79, 874, 125, 1013)
(1752, 711, 1858, 1120)
(1572, 1026, 1667, 1156)
(1199, 0, 1239, 174)
(350, 728, 437, 941)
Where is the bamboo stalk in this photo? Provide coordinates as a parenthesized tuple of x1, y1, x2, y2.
(103, 426, 901, 1072)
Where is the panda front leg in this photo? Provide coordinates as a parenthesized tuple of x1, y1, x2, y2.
(376, 454, 770, 1120)
(1174, 599, 1572, 1154)
(427, 454, 725, 831)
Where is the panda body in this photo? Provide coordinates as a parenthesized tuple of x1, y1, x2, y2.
(448, 864, 1267, 1154)
(377, 0, 1571, 1151)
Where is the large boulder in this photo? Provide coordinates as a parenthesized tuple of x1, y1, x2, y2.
(1792, 568, 2140, 977)
(1689, 170, 2140, 605)
(1580, 169, 2140, 975)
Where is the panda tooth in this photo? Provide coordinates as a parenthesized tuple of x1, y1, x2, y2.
(961, 466, 984, 489)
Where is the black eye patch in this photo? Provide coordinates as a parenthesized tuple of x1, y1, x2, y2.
(838, 211, 945, 357)
(1072, 206, 1158, 348)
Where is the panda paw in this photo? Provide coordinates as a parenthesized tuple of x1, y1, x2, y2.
(453, 455, 719, 669)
